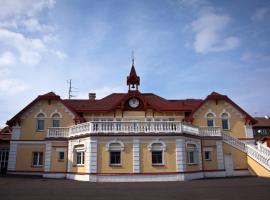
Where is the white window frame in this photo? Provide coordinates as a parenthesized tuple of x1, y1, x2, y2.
(52, 113, 61, 128)
(148, 140, 166, 166)
(220, 112, 230, 130)
(36, 113, 45, 131)
(32, 152, 43, 166)
(106, 140, 124, 166)
(203, 147, 213, 161)
(186, 143, 199, 165)
(73, 146, 85, 166)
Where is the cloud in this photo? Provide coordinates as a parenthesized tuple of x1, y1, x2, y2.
(191, 13, 240, 54)
(241, 51, 270, 62)
(252, 8, 269, 22)
(22, 18, 55, 32)
(0, 0, 55, 19)
(0, 78, 29, 95)
(0, 51, 16, 67)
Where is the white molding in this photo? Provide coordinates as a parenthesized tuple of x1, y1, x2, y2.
(203, 147, 213, 152)
(44, 142, 52, 172)
(147, 139, 167, 151)
(216, 141, 225, 170)
(204, 109, 217, 118)
(34, 109, 48, 118)
(106, 139, 124, 151)
(50, 109, 63, 118)
(7, 143, 17, 170)
(219, 109, 231, 118)
(56, 148, 67, 152)
(176, 138, 186, 172)
(133, 138, 140, 173)
(204, 171, 226, 178)
(66, 174, 90, 181)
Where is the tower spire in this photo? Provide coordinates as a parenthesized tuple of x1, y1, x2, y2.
(132, 50, 134, 67)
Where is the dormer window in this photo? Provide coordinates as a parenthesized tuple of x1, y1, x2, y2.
(36, 113, 45, 131)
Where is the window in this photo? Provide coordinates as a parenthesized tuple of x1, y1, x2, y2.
(58, 152, 64, 161)
(52, 113, 60, 128)
(152, 151, 163, 165)
(221, 113, 229, 130)
(110, 151, 121, 165)
(106, 141, 124, 166)
(204, 151, 211, 161)
(148, 141, 166, 165)
(187, 144, 198, 165)
(32, 152, 43, 166)
(36, 113, 45, 131)
(76, 151, 84, 165)
(206, 113, 215, 127)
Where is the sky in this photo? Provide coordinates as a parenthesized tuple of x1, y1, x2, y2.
(0, 0, 270, 127)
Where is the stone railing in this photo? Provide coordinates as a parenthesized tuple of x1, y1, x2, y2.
(199, 126, 222, 137)
(47, 121, 222, 138)
(256, 142, 270, 158)
(222, 132, 246, 152)
(246, 145, 270, 171)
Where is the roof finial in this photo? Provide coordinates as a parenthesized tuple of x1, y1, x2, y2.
(131, 50, 134, 66)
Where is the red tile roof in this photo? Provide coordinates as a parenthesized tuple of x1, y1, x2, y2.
(253, 117, 270, 127)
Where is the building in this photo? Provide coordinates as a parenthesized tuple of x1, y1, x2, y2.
(6, 65, 270, 181)
(253, 117, 270, 147)
(0, 126, 11, 175)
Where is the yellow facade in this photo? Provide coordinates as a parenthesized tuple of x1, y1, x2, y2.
(202, 140, 219, 171)
(16, 144, 45, 172)
(20, 100, 74, 140)
(193, 100, 246, 138)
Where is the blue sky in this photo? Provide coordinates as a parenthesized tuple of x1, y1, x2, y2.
(0, 0, 270, 126)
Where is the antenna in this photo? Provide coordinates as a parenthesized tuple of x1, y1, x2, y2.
(67, 79, 77, 99)
(131, 50, 134, 66)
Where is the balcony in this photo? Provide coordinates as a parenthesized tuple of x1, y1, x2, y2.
(47, 121, 222, 138)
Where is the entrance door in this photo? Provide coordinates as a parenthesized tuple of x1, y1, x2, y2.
(224, 154, 234, 176)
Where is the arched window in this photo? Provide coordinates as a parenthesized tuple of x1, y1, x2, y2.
(106, 141, 124, 165)
(52, 113, 60, 128)
(36, 113, 45, 131)
(206, 113, 215, 127)
(186, 143, 198, 164)
(148, 140, 166, 165)
(221, 113, 230, 130)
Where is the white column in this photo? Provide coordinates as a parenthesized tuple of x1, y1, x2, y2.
(198, 141, 203, 170)
(176, 138, 186, 172)
(67, 140, 73, 172)
(89, 138, 97, 173)
(133, 138, 140, 173)
(216, 141, 225, 170)
(84, 138, 91, 173)
(8, 142, 17, 171)
(44, 142, 52, 172)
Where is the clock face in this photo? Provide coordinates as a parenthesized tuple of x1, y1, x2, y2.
(128, 98, 140, 108)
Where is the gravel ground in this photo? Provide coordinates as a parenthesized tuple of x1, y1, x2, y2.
(1, 176, 270, 200)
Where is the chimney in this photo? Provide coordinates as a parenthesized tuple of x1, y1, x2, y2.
(89, 93, 96, 100)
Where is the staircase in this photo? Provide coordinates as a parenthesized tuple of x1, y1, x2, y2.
(222, 132, 270, 171)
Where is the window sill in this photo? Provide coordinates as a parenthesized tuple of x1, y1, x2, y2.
(73, 164, 85, 167)
(109, 164, 122, 167)
(152, 163, 165, 166)
(36, 130, 44, 132)
(31, 165, 43, 168)
(205, 159, 212, 161)
(187, 163, 198, 165)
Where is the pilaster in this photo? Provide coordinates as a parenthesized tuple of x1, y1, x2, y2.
(44, 142, 52, 172)
(89, 138, 97, 173)
(133, 138, 140, 173)
(216, 141, 225, 169)
(176, 138, 186, 172)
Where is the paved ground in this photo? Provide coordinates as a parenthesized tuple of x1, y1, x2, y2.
(1, 176, 270, 200)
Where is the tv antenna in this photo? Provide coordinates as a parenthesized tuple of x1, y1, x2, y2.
(67, 79, 77, 99)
